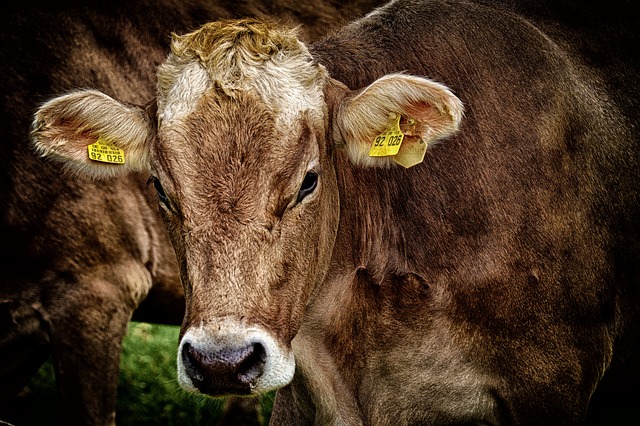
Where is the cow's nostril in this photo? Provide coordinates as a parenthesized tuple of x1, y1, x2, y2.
(181, 341, 205, 383)
(180, 340, 267, 395)
(237, 342, 266, 385)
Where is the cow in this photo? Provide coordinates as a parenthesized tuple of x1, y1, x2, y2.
(0, 0, 385, 425)
(29, 0, 639, 424)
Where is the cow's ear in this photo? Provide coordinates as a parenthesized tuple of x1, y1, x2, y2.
(333, 73, 463, 168)
(31, 89, 154, 179)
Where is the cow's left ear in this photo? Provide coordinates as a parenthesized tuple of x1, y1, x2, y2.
(333, 73, 463, 167)
(31, 89, 154, 179)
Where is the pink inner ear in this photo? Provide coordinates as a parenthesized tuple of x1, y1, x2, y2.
(406, 101, 447, 124)
(403, 101, 455, 139)
(38, 109, 95, 141)
(36, 121, 97, 160)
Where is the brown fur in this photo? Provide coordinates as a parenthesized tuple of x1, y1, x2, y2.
(0, 0, 385, 425)
(158, 1, 639, 423)
(26, 0, 639, 425)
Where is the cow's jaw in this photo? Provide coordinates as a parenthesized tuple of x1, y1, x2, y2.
(177, 318, 295, 395)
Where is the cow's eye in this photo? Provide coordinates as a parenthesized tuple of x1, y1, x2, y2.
(296, 171, 318, 203)
(148, 176, 171, 209)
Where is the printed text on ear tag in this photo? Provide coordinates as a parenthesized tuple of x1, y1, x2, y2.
(369, 113, 405, 157)
(87, 137, 126, 164)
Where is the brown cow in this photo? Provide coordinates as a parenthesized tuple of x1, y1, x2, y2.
(0, 1, 384, 425)
(30, 0, 639, 424)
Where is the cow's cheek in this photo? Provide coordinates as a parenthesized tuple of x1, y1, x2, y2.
(279, 171, 339, 341)
(159, 214, 192, 336)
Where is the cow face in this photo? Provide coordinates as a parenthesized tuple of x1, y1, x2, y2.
(31, 19, 462, 397)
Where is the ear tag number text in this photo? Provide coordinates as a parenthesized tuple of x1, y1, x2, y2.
(369, 114, 405, 157)
(88, 137, 126, 164)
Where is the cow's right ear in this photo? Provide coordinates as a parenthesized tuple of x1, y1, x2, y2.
(31, 89, 154, 179)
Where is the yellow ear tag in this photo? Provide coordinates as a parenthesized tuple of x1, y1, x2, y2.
(369, 113, 405, 157)
(392, 136, 428, 168)
(87, 137, 126, 164)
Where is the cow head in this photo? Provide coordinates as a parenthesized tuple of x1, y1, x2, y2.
(31, 19, 462, 397)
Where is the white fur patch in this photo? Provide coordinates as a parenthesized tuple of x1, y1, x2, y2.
(234, 50, 327, 123)
(177, 318, 295, 394)
(158, 61, 211, 124)
(156, 22, 327, 126)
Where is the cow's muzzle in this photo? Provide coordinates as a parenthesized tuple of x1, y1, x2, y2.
(177, 320, 295, 396)
(181, 340, 266, 395)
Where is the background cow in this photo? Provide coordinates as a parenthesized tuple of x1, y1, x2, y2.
(0, 1, 384, 425)
(27, 0, 640, 425)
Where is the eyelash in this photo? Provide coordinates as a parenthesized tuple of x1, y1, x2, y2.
(296, 171, 318, 204)
(148, 176, 171, 210)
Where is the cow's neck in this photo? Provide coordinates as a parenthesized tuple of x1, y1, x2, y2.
(290, 328, 364, 425)
(332, 157, 415, 280)
(293, 153, 435, 421)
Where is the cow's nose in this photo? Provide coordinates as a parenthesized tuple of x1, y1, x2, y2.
(181, 340, 266, 395)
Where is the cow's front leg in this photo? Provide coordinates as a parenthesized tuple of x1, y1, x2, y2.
(46, 273, 145, 426)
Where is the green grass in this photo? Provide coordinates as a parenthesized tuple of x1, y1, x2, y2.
(117, 322, 226, 426)
(6, 322, 274, 426)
